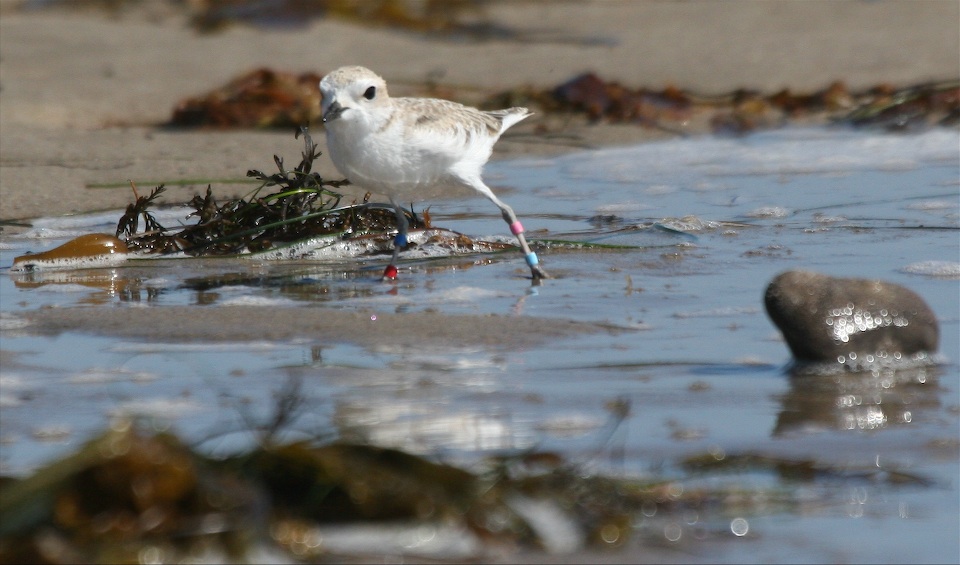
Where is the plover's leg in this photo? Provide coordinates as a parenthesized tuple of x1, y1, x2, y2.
(498, 205, 549, 280)
(383, 197, 408, 280)
(469, 179, 548, 280)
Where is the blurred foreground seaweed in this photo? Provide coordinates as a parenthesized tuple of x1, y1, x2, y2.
(0, 412, 935, 563)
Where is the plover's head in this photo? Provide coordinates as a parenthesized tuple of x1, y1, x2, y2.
(320, 66, 389, 125)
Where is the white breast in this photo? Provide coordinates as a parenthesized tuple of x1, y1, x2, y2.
(326, 118, 477, 200)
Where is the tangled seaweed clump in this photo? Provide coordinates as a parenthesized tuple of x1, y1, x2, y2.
(115, 127, 426, 258)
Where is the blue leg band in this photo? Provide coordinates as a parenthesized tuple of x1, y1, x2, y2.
(394, 233, 408, 247)
(525, 252, 539, 267)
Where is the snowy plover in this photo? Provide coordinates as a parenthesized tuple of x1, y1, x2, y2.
(319, 66, 547, 281)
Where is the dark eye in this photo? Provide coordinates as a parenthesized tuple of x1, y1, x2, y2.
(363, 86, 376, 100)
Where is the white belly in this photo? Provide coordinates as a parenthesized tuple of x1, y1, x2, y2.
(326, 126, 461, 200)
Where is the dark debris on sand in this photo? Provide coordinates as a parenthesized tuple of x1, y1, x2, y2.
(168, 67, 959, 137)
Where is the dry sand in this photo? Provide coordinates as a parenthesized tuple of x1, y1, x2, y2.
(1, 0, 957, 221)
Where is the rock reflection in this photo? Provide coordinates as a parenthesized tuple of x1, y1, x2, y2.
(11, 269, 164, 305)
(773, 364, 941, 435)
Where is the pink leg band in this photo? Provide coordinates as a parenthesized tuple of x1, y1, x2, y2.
(509, 221, 524, 235)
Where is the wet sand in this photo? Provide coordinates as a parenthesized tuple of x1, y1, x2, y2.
(1, 1, 957, 221)
(19, 305, 627, 348)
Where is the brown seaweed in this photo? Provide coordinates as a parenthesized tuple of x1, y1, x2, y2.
(491, 74, 959, 135)
(118, 126, 427, 257)
(165, 63, 958, 137)
(169, 68, 323, 129)
(1, 414, 935, 562)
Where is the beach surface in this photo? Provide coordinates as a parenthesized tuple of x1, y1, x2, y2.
(1, 0, 957, 221)
(1, 5, 958, 561)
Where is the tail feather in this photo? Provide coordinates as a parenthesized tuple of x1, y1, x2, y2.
(489, 107, 532, 133)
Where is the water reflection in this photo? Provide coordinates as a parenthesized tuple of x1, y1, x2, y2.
(11, 269, 164, 305)
(289, 346, 541, 456)
(7, 257, 531, 308)
(773, 365, 941, 435)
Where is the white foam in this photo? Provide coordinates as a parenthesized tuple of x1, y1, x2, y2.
(900, 260, 960, 278)
(552, 128, 960, 185)
(25, 208, 190, 235)
(905, 200, 959, 211)
(429, 285, 505, 302)
(17, 283, 98, 293)
(595, 201, 655, 215)
(673, 306, 759, 318)
(248, 229, 505, 262)
(0, 313, 31, 330)
(32, 425, 72, 442)
(21, 211, 122, 237)
(657, 216, 725, 231)
(0, 375, 33, 408)
(218, 295, 298, 307)
(746, 206, 791, 218)
(106, 341, 295, 354)
(109, 397, 201, 419)
(67, 368, 157, 384)
(534, 415, 605, 437)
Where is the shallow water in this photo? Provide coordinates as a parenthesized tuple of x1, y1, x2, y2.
(1, 127, 958, 563)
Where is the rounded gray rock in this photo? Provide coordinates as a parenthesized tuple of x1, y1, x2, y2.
(764, 270, 939, 364)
